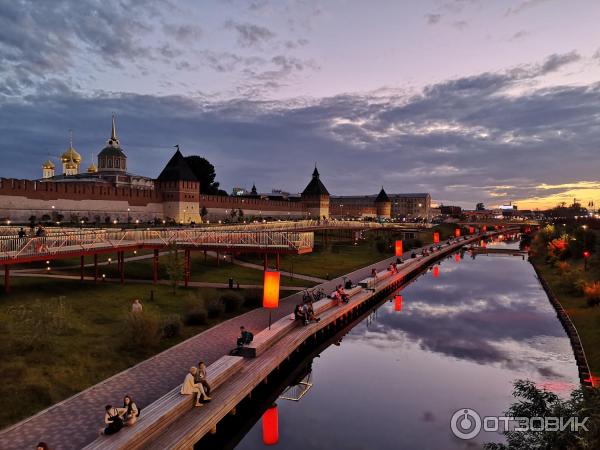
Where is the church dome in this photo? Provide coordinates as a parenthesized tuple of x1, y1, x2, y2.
(42, 160, 55, 169)
(87, 163, 98, 173)
(65, 160, 77, 170)
(61, 146, 81, 164)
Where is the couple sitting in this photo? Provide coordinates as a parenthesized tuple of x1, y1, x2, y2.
(387, 263, 398, 274)
(294, 302, 320, 325)
(101, 395, 139, 436)
(181, 365, 212, 407)
(332, 285, 349, 305)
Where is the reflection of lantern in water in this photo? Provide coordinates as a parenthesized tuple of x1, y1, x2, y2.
(395, 240, 403, 257)
(482, 225, 487, 232)
(262, 404, 279, 445)
(433, 266, 439, 278)
(469, 226, 474, 234)
(480, 240, 487, 248)
(394, 294, 403, 311)
(455, 228, 461, 237)
(455, 253, 461, 262)
(433, 232, 440, 244)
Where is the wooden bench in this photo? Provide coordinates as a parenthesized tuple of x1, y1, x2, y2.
(83, 355, 244, 450)
(238, 286, 364, 358)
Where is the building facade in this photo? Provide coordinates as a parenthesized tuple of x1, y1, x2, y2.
(0, 118, 430, 224)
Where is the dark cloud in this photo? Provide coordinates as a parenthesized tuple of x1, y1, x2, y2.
(224, 20, 275, 47)
(425, 13, 442, 25)
(0, 53, 598, 207)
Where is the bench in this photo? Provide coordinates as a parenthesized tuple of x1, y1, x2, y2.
(83, 355, 244, 450)
(238, 286, 364, 358)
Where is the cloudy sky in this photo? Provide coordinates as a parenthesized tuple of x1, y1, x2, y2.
(1, 0, 599, 209)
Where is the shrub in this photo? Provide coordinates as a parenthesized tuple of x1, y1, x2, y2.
(206, 297, 224, 318)
(243, 289, 262, 308)
(584, 282, 600, 307)
(184, 308, 208, 326)
(221, 292, 244, 313)
(161, 314, 183, 338)
(123, 312, 161, 350)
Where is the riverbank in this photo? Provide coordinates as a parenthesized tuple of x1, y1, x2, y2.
(530, 258, 600, 379)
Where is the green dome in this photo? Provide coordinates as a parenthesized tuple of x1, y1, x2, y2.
(98, 146, 127, 158)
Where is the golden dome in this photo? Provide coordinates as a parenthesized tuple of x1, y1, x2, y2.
(61, 146, 82, 164)
(42, 160, 55, 169)
(87, 163, 98, 173)
(65, 160, 77, 170)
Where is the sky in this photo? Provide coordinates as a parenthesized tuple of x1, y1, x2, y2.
(1, 0, 600, 209)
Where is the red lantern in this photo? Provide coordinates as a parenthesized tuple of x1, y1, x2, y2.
(262, 404, 279, 445)
(455, 228, 461, 237)
(584, 251, 591, 258)
(455, 253, 461, 262)
(469, 226, 475, 234)
(394, 294, 402, 311)
(395, 240, 403, 257)
(263, 271, 280, 309)
(433, 266, 439, 278)
(482, 225, 487, 232)
(433, 232, 440, 244)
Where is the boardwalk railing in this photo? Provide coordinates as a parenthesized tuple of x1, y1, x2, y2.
(0, 229, 314, 261)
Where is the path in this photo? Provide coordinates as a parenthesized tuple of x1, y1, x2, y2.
(0, 243, 449, 450)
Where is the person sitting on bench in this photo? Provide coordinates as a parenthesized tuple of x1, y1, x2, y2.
(344, 278, 353, 289)
(237, 326, 254, 347)
(194, 361, 211, 396)
(294, 304, 308, 325)
(181, 366, 211, 407)
(336, 285, 349, 303)
(305, 302, 321, 323)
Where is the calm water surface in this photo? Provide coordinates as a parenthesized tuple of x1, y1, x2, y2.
(233, 242, 578, 450)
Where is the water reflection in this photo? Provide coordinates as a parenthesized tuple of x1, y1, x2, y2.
(233, 251, 578, 450)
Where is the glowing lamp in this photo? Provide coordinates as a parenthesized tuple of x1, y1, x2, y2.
(469, 226, 475, 234)
(395, 240, 403, 257)
(455, 228, 461, 238)
(433, 232, 440, 244)
(394, 294, 403, 312)
(263, 271, 280, 309)
(262, 404, 279, 445)
(433, 266, 439, 278)
(455, 253, 461, 262)
(482, 225, 487, 232)
(584, 251, 591, 258)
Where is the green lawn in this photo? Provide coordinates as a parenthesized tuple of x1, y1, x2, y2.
(0, 277, 268, 429)
(532, 257, 600, 374)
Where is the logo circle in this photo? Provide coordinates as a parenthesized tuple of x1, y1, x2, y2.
(450, 408, 482, 440)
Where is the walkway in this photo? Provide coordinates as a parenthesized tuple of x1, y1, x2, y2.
(11, 272, 306, 292)
(0, 243, 455, 450)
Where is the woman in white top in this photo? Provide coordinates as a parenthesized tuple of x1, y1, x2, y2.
(181, 367, 211, 406)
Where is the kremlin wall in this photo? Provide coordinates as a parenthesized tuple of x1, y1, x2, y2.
(0, 117, 430, 224)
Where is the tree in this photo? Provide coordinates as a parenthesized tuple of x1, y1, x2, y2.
(237, 209, 244, 221)
(165, 243, 184, 293)
(229, 209, 237, 219)
(476, 202, 485, 211)
(200, 206, 208, 220)
(184, 156, 220, 194)
(484, 380, 600, 450)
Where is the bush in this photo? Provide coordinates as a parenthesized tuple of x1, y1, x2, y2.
(184, 308, 208, 326)
(243, 289, 262, 308)
(161, 314, 183, 338)
(221, 292, 244, 313)
(123, 312, 162, 350)
(584, 282, 600, 307)
(206, 298, 224, 318)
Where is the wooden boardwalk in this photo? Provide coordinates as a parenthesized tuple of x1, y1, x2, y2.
(95, 237, 483, 450)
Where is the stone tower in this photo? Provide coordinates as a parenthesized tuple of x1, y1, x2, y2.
(375, 187, 392, 219)
(156, 148, 201, 223)
(301, 165, 330, 219)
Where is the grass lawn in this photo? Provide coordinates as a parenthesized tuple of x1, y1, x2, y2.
(49, 252, 315, 288)
(531, 257, 600, 374)
(0, 278, 262, 429)
(239, 231, 429, 279)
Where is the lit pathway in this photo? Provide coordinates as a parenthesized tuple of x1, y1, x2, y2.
(0, 246, 439, 450)
(10, 273, 306, 292)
